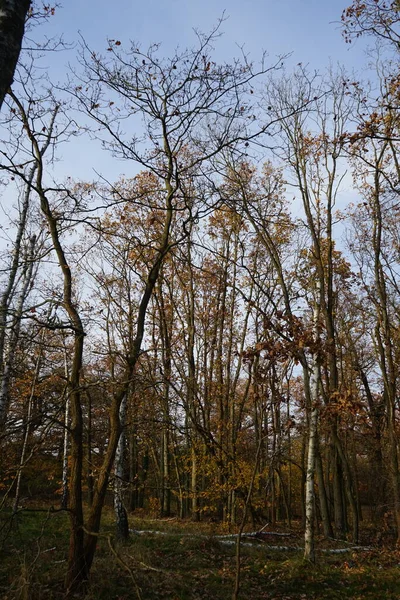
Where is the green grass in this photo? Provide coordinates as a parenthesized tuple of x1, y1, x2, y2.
(1, 507, 400, 599)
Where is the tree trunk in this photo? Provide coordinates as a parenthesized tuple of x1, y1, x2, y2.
(315, 445, 333, 538)
(304, 286, 321, 562)
(0, 0, 31, 110)
(114, 393, 129, 540)
(304, 344, 320, 562)
(0, 235, 36, 427)
(61, 396, 70, 510)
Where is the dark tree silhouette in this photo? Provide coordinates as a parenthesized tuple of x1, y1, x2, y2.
(0, 0, 31, 109)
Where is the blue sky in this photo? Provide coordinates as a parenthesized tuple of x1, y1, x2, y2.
(27, 0, 369, 183)
(43, 0, 367, 71)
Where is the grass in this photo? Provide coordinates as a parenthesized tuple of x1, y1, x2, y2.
(1, 506, 400, 599)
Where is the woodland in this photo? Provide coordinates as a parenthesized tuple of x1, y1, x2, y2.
(2, 1, 400, 599)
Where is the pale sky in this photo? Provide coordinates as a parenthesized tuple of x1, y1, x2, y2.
(24, 0, 369, 183)
(42, 0, 367, 71)
(0, 1, 372, 275)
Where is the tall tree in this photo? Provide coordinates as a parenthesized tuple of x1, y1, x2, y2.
(61, 25, 282, 590)
(268, 68, 360, 541)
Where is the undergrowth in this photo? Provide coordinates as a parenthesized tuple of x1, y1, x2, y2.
(0, 506, 400, 599)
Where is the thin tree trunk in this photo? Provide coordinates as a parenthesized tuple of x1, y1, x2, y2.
(114, 393, 129, 540)
(13, 325, 45, 513)
(61, 396, 70, 510)
(0, 235, 36, 427)
(304, 284, 321, 562)
(315, 445, 333, 538)
(304, 360, 320, 560)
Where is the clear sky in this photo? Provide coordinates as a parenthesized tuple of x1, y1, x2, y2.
(4, 0, 371, 195)
(27, 0, 369, 183)
(42, 0, 367, 71)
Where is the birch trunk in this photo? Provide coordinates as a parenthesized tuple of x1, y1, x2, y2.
(0, 165, 36, 386)
(114, 393, 129, 540)
(304, 358, 320, 561)
(61, 396, 70, 510)
(304, 286, 321, 562)
(0, 234, 36, 427)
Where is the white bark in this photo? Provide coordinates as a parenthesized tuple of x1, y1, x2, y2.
(114, 393, 129, 539)
(61, 396, 70, 509)
(304, 284, 321, 562)
(60, 344, 71, 509)
(0, 120, 54, 428)
(304, 357, 320, 561)
(0, 234, 36, 427)
(0, 165, 35, 369)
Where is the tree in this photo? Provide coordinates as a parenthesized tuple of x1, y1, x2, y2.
(58, 25, 284, 591)
(348, 121, 400, 540)
(267, 68, 360, 542)
(222, 158, 332, 549)
(0, 103, 54, 429)
(0, 0, 31, 110)
(343, 0, 400, 539)
(342, 0, 400, 49)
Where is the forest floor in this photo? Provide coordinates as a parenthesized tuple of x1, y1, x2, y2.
(1, 504, 400, 599)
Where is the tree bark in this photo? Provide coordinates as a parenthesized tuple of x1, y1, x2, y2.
(0, 0, 31, 109)
(304, 284, 321, 562)
(114, 393, 129, 541)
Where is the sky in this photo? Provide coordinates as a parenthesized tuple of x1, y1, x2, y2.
(25, 0, 370, 184)
(42, 0, 367, 70)
(0, 0, 375, 287)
